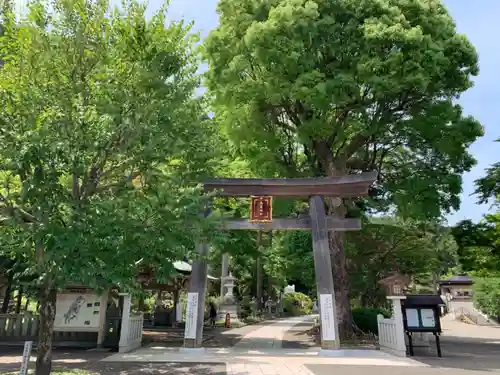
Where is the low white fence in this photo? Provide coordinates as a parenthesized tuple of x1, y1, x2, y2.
(377, 314, 406, 357)
(119, 313, 143, 353)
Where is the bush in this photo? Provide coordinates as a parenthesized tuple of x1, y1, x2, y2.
(283, 292, 312, 316)
(474, 278, 500, 319)
(352, 307, 390, 334)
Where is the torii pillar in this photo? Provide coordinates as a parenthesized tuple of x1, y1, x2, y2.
(183, 171, 377, 350)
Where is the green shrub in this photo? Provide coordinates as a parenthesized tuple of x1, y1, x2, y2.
(352, 307, 390, 334)
(474, 278, 500, 319)
(283, 292, 312, 316)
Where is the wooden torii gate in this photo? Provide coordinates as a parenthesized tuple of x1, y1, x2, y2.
(183, 171, 377, 350)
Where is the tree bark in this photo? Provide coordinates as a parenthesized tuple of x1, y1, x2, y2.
(15, 287, 23, 314)
(35, 287, 57, 375)
(1, 272, 13, 313)
(327, 225, 353, 339)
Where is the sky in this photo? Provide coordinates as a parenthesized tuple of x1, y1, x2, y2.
(12, 0, 500, 224)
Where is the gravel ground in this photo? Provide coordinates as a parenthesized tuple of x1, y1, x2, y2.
(143, 320, 278, 348)
(0, 348, 227, 374)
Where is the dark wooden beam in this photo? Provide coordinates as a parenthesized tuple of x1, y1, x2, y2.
(204, 171, 377, 197)
(218, 217, 361, 231)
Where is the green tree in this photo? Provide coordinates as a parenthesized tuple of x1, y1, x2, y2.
(0, 1, 217, 373)
(205, 0, 483, 335)
(475, 139, 500, 204)
(452, 217, 500, 275)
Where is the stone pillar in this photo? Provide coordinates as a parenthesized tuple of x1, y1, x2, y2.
(220, 253, 229, 297)
(118, 293, 132, 353)
(183, 205, 211, 349)
(387, 296, 407, 354)
(309, 196, 340, 350)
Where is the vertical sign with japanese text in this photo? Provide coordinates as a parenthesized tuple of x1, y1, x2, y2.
(319, 294, 336, 341)
(184, 292, 199, 339)
(19, 341, 33, 375)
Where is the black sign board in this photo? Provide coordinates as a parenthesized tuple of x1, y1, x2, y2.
(403, 306, 441, 333)
(402, 295, 445, 357)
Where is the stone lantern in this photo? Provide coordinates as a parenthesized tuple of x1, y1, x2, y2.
(218, 272, 240, 322)
(222, 272, 236, 304)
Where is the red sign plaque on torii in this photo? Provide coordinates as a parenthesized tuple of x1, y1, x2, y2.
(250, 196, 272, 223)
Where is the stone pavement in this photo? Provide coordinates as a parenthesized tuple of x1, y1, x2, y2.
(103, 315, 423, 375)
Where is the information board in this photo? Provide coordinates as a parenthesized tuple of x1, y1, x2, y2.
(406, 308, 420, 328)
(421, 308, 436, 328)
(54, 292, 103, 331)
(319, 293, 336, 341)
(184, 292, 199, 339)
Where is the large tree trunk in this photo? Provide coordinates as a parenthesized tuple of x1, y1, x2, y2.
(315, 142, 355, 338)
(1, 272, 13, 313)
(15, 287, 23, 314)
(36, 287, 57, 375)
(327, 223, 353, 339)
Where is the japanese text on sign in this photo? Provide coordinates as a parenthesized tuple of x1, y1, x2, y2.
(184, 292, 199, 339)
(319, 294, 336, 341)
(250, 196, 272, 222)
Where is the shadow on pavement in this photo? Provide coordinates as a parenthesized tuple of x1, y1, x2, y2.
(0, 347, 227, 374)
(409, 335, 500, 372)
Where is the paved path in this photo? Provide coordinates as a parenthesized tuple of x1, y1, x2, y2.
(103, 315, 423, 375)
(406, 314, 500, 373)
(230, 315, 316, 349)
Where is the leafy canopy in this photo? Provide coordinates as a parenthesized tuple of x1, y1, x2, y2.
(205, 0, 483, 219)
(0, 0, 219, 291)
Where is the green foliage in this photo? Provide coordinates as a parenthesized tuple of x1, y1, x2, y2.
(265, 217, 459, 307)
(352, 307, 390, 335)
(283, 292, 312, 316)
(475, 139, 500, 204)
(473, 278, 500, 319)
(205, 0, 483, 219)
(0, 0, 221, 291)
(452, 217, 500, 274)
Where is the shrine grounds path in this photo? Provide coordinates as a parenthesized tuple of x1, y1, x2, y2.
(2, 314, 500, 374)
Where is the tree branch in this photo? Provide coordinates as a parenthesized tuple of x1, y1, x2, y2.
(0, 193, 36, 223)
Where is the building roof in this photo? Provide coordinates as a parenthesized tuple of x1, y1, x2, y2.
(379, 274, 410, 286)
(173, 260, 218, 280)
(403, 294, 445, 307)
(438, 275, 473, 285)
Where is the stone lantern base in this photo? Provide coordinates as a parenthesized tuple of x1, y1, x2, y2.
(218, 302, 240, 323)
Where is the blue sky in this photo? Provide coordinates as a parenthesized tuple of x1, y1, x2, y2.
(160, 0, 500, 225)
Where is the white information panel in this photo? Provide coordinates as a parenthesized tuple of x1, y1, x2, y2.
(421, 308, 436, 328)
(319, 293, 336, 341)
(184, 292, 199, 339)
(405, 308, 420, 327)
(54, 292, 103, 331)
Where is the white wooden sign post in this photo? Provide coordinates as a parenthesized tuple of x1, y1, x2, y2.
(19, 341, 33, 375)
(184, 292, 199, 339)
(319, 293, 336, 341)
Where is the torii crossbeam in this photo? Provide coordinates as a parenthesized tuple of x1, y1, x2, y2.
(183, 171, 377, 351)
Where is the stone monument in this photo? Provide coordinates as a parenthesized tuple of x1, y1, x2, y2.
(218, 272, 240, 323)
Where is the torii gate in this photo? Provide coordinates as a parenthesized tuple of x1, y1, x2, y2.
(183, 171, 377, 350)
